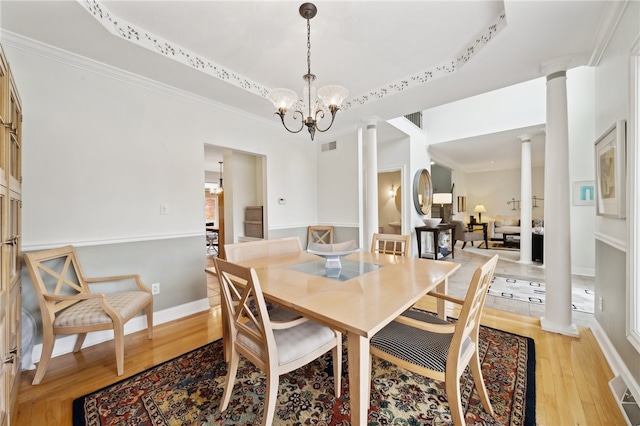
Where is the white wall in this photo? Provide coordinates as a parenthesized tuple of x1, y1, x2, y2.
(423, 77, 546, 143)
(316, 133, 360, 229)
(4, 35, 317, 249)
(466, 166, 545, 221)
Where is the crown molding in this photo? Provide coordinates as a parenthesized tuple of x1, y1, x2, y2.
(76, 0, 506, 114)
(0, 30, 276, 127)
(588, 0, 629, 67)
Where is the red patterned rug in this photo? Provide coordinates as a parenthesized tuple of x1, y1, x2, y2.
(73, 313, 535, 425)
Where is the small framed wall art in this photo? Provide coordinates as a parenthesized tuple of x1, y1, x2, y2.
(573, 181, 595, 206)
(594, 120, 626, 218)
(457, 196, 466, 212)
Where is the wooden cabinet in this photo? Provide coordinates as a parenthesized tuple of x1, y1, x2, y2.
(0, 43, 22, 426)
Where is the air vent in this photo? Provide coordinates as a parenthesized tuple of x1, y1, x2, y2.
(321, 141, 337, 152)
(404, 112, 422, 129)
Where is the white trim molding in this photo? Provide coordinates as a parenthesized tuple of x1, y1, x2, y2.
(627, 34, 640, 353)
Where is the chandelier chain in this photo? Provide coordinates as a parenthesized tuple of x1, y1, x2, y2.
(306, 18, 311, 76)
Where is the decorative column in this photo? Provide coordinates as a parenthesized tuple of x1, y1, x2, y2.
(364, 119, 379, 250)
(541, 67, 577, 336)
(519, 134, 533, 264)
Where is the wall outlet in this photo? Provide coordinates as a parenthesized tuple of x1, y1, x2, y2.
(160, 203, 169, 215)
(151, 283, 160, 295)
(599, 296, 603, 311)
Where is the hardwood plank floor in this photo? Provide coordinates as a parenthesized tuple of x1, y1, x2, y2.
(13, 251, 625, 425)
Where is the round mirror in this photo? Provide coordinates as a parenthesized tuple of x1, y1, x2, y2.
(413, 169, 433, 215)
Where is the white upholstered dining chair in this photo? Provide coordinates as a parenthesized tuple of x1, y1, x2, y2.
(369, 254, 499, 426)
(214, 258, 342, 426)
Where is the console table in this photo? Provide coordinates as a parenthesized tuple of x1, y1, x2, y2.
(415, 224, 455, 260)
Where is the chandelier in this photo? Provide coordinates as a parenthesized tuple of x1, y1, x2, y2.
(267, 3, 348, 141)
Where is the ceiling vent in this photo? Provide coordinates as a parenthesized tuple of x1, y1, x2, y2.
(321, 141, 337, 152)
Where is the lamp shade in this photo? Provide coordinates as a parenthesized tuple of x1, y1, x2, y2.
(473, 204, 487, 213)
(268, 88, 298, 112)
(317, 85, 349, 108)
(432, 193, 453, 205)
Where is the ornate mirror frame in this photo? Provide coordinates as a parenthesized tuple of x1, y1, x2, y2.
(413, 169, 433, 215)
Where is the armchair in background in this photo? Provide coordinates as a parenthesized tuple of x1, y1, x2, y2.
(450, 220, 487, 249)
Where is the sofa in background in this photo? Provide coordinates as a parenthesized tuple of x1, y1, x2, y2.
(488, 215, 544, 240)
(488, 215, 521, 240)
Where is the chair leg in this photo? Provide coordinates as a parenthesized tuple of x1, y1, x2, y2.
(220, 348, 239, 411)
(262, 371, 280, 426)
(32, 332, 55, 385)
(445, 374, 465, 426)
(332, 335, 342, 398)
(73, 333, 87, 353)
(470, 352, 494, 416)
(114, 325, 126, 376)
(462, 241, 467, 249)
(145, 304, 154, 339)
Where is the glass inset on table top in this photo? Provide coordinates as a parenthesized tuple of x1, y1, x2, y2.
(289, 259, 382, 281)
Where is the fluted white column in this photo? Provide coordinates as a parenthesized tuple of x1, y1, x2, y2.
(364, 119, 379, 250)
(519, 134, 533, 264)
(541, 68, 577, 336)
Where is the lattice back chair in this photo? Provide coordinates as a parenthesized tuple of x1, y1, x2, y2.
(370, 233, 411, 257)
(215, 258, 342, 426)
(24, 245, 153, 385)
(307, 225, 334, 246)
(370, 254, 499, 426)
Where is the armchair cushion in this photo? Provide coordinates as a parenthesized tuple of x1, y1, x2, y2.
(54, 291, 152, 328)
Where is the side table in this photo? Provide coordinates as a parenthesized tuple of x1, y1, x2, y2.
(466, 222, 489, 249)
(415, 224, 455, 260)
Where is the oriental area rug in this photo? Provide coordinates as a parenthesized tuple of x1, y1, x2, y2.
(73, 315, 536, 426)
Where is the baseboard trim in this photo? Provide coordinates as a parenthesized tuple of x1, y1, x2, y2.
(28, 298, 211, 364)
(591, 320, 640, 409)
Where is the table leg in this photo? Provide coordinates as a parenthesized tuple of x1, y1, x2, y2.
(436, 277, 449, 320)
(348, 333, 370, 426)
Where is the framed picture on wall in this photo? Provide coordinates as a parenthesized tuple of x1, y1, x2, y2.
(594, 120, 626, 218)
(572, 181, 595, 206)
(457, 196, 466, 212)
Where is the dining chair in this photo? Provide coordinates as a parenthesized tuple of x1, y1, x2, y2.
(24, 245, 153, 385)
(370, 233, 411, 257)
(369, 254, 499, 426)
(206, 230, 219, 256)
(215, 258, 342, 426)
(307, 225, 334, 246)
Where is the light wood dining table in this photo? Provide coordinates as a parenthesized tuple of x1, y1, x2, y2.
(206, 249, 460, 425)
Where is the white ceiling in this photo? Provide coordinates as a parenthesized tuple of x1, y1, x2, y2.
(1, 1, 613, 171)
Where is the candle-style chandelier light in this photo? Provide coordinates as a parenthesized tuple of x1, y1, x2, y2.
(267, 3, 348, 141)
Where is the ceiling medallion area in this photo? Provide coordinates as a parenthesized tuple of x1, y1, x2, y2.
(78, 0, 506, 113)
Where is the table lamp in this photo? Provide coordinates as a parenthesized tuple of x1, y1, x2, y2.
(433, 193, 453, 222)
(473, 204, 487, 223)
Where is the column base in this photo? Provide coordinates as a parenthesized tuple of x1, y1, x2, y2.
(541, 317, 579, 337)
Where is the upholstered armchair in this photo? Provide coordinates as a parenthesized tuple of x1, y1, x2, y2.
(450, 220, 487, 249)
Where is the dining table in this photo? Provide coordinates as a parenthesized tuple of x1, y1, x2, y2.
(206, 249, 460, 425)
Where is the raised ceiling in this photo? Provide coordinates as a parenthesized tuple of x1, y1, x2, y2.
(1, 1, 613, 169)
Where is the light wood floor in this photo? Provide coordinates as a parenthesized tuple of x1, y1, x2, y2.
(12, 252, 625, 425)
